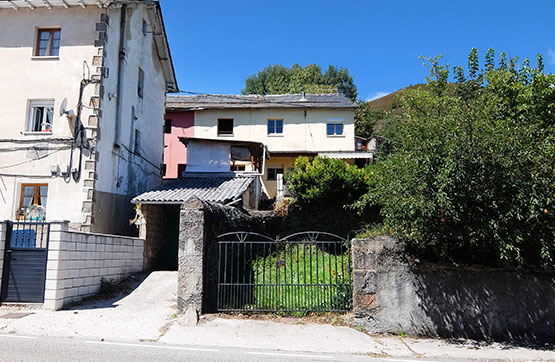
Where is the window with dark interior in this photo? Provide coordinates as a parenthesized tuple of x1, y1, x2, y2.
(217, 118, 234, 135)
(35, 28, 61, 57)
(177, 164, 187, 177)
(138, 68, 144, 98)
(267, 167, 284, 181)
(164, 119, 172, 134)
(267, 119, 283, 134)
(326, 123, 344, 136)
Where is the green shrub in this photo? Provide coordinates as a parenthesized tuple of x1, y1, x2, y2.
(365, 49, 555, 269)
(285, 156, 372, 209)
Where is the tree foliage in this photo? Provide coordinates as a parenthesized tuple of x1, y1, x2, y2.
(242, 64, 358, 101)
(359, 49, 555, 269)
(285, 156, 370, 208)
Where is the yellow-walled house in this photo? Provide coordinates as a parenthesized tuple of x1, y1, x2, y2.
(164, 94, 372, 198)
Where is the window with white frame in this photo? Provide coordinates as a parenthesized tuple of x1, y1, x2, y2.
(267, 119, 283, 135)
(326, 121, 344, 136)
(27, 100, 54, 132)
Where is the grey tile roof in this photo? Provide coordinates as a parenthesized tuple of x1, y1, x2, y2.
(132, 173, 255, 205)
(166, 93, 356, 110)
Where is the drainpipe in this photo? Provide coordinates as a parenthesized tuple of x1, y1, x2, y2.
(114, 4, 127, 148)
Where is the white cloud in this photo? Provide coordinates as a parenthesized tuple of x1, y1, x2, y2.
(547, 48, 555, 65)
(366, 91, 391, 102)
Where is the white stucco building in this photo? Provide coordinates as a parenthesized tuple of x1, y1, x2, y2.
(164, 94, 370, 197)
(0, 0, 177, 235)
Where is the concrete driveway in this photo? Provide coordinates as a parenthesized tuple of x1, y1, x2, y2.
(0, 271, 178, 341)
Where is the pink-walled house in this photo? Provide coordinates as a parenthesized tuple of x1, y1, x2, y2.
(163, 110, 194, 179)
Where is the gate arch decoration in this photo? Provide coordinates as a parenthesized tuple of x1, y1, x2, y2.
(216, 231, 352, 313)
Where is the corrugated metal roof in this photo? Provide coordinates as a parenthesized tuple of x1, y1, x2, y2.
(166, 93, 356, 110)
(131, 174, 255, 205)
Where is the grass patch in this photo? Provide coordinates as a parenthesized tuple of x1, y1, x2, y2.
(236, 244, 352, 313)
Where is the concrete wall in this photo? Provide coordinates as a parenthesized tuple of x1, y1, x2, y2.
(352, 236, 555, 343)
(177, 199, 276, 314)
(0, 6, 102, 224)
(44, 221, 143, 310)
(164, 111, 194, 179)
(0, 4, 169, 236)
(193, 108, 355, 153)
(91, 4, 167, 235)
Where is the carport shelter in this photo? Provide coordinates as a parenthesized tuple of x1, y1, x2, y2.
(131, 173, 262, 270)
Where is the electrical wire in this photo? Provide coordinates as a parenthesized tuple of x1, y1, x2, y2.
(0, 148, 67, 170)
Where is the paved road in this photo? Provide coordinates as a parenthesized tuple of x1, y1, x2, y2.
(0, 334, 470, 362)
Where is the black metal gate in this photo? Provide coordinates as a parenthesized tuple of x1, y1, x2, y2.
(1, 221, 50, 303)
(217, 231, 351, 313)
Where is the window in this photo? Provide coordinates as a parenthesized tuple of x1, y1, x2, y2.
(35, 28, 61, 57)
(177, 164, 187, 177)
(164, 119, 172, 134)
(137, 68, 144, 98)
(267, 167, 284, 181)
(217, 118, 234, 135)
(18, 184, 48, 221)
(142, 19, 148, 36)
(27, 100, 54, 132)
(327, 123, 344, 136)
(134, 129, 141, 153)
(231, 164, 246, 172)
(267, 119, 283, 135)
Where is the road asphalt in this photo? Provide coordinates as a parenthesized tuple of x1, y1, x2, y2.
(0, 271, 553, 362)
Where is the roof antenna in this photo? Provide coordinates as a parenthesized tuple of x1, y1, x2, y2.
(300, 91, 307, 101)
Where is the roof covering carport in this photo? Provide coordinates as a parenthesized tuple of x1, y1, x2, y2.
(132, 173, 256, 205)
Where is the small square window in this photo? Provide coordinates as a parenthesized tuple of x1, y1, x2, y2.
(268, 119, 283, 134)
(138, 68, 144, 98)
(35, 28, 61, 57)
(27, 100, 54, 132)
(327, 123, 343, 136)
(218, 118, 234, 135)
(267, 167, 284, 181)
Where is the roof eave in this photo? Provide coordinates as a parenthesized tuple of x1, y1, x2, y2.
(146, 1, 178, 92)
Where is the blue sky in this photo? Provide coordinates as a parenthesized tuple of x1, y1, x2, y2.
(161, 0, 555, 101)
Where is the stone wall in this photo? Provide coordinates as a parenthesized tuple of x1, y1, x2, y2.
(138, 204, 167, 270)
(352, 236, 555, 343)
(177, 199, 273, 315)
(44, 222, 144, 310)
(0, 221, 5, 298)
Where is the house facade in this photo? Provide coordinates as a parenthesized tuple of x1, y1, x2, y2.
(164, 94, 367, 198)
(0, 0, 177, 235)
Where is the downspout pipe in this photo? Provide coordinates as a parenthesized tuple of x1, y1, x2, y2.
(114, 4, 127, 148)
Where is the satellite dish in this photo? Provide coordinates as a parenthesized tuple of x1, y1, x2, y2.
(59, 98, 68, 116)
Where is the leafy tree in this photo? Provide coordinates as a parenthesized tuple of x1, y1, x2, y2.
(286, 156, 370, 208)
(243, 64, 358, 101)
(359, 49, 555, 269)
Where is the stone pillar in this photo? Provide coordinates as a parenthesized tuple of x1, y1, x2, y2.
(44, 221, 70, 311)
(177, 199, 205, 319)
(352, 237, 385, 317)
(0, 221, 6, 298)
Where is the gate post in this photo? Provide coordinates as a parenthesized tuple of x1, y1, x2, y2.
(0, 221, 6, 299)
(177, 199, 205, 320)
